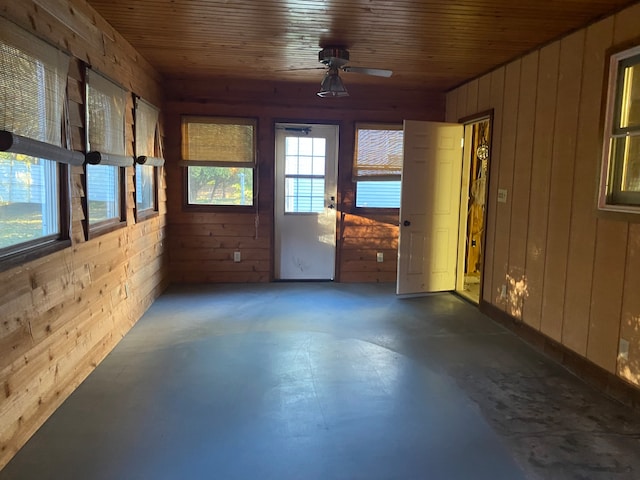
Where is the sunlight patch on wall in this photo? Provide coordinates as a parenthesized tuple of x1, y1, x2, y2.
(618, 314, 640, 387)
(495, 273, 529, 320)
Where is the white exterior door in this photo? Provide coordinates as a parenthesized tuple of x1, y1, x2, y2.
(397, 120, 464, 295)
(275, 124, 338, 280)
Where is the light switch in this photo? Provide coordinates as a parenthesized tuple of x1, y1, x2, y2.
(234, 251, 241, 262)
(376, 252, 384, 263)
(497, 188, 508, 203)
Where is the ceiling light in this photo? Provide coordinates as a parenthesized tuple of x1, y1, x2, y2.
(317, 68, 348, 97)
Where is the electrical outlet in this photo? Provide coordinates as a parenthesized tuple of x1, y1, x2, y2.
(234, 251, 241, 262)
(497, 189, 508, 203)
(376, 252, 384, 263)
(619, 338, 630, 360)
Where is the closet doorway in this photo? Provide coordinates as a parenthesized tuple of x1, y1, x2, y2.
(456, 116, 491, 303)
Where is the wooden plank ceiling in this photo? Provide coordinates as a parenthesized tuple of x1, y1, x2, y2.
(86, 0, 637, 93)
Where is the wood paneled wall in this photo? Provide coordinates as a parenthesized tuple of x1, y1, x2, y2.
(164, 78, 444, 283)
(446, 2, 640, 387)
(0, 1, 167, 469)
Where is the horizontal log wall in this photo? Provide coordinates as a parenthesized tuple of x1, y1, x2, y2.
(165, 78, 444, 283)
(446, 3, 640, 388)
(0, 0, 167, 469)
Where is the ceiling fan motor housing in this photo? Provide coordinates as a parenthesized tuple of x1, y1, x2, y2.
(319, 47, 350, 67)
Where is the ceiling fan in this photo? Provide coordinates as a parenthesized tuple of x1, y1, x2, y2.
(316, 47, 393, 98)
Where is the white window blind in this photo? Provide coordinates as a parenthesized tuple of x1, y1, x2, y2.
(86, 69, 127, 162)
(135, 97, 164, 166)
(0, 17, 69, 147)
(353, 124, 403, 181)
(181, 116, 256, 167)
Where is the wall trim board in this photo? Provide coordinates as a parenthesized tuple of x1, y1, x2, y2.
(479, 300, 640, 408)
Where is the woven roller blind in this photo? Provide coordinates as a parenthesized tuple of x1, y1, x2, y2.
(353, 124, 403, 181)
(0, 17, 69, 147)
(181, 116, 255, 167)
(87, 69, 126, 157)
(135, 98, 159, 157)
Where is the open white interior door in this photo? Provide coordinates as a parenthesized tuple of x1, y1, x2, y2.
(397, 120, 464, 295)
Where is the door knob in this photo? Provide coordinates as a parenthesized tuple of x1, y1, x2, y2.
(403, 220, 411, 226)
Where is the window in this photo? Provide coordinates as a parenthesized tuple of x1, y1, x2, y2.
(600, 46, 640, 211)
(136, 164, 155, 213)
(181, 116, 255, 207)
(0, 17, 76, 266)
(285, 136, 326, 213)
(0, 152, 59, 249)
(85, 69, 128, 233)
(134, 97, 164, 219)
(353, 123, 403, 209)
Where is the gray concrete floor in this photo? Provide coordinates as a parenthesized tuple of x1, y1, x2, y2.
(2, 283, 640, 480)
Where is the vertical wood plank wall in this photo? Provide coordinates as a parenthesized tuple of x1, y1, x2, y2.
(0, 1, 168, 469)
(164, 79, 445, 284)
(446, 3, 640, 387)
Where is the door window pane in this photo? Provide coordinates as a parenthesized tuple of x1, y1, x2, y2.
(284, 136, 326, 214)
(285, 177, 325, 213)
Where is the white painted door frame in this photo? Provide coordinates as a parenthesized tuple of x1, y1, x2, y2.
(274, 123, 339, 280)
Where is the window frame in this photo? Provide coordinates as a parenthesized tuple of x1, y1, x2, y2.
(180, 116, 257, 212)
(0, 17, 74, 271)
(353, 122, 403, 213)
(0, 159, 71, 272)
(84, 163, 127, 238)
(134, 96, 163, 222)
(84, 68, 128, 238)
(135, 163, 159, 221)
(599, 44, 640, 213)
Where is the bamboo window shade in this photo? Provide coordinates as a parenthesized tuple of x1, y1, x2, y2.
(86, 69, 127, 162)
(180, 116, 256, 167)
(135, 97, 164, 166)
(353, 123, 403, 181)
(0, 17, 69, 147)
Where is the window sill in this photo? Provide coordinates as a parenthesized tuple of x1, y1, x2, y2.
(597, 204, 640, 223)
(88, 219, 127, 240)
(183, 204, 256, 214)
(136, 209, 159, 223)
(0, 238, 71, 274)
(352, 206, 400, 216)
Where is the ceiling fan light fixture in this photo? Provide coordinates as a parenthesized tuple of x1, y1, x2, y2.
(317, 68, 349, 97)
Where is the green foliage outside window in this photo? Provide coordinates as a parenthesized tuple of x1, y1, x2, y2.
(187, 166, 253, 206)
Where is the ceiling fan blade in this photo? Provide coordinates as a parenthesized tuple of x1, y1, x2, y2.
(341, 66, 393, 77)
(276, 66, 325, 72)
